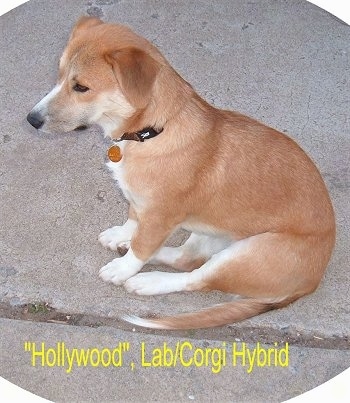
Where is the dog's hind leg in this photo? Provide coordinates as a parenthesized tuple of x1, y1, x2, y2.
(149, 232, 232, 271)
(124, 231, 328, 299)
(123, 231, 333, 329)
(124, 237, 244, 295)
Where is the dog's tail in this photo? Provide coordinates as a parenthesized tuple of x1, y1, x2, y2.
(121, 297, 292, 330)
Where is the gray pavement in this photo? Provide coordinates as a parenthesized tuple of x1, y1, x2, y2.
(1, 318, 349, 402)
(0, 0, 349, 401)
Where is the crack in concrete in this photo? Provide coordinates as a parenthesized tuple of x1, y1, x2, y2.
(0, 302, 348, 350)
(301, 94, 311, 134)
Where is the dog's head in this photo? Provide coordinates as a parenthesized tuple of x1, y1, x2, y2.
(27, 17, 163, 135)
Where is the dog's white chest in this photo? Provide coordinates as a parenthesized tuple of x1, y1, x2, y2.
(106, 158, 145, 210)
(106, 160, 131, 200)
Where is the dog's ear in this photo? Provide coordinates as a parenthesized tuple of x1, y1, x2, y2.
(105, 47, 160, 109)
(70, 16, 103, 40)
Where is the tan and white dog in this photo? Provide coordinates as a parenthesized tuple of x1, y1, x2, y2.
(27, 17, 335, 329)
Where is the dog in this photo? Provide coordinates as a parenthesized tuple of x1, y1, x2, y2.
(27, 17, 336, 329)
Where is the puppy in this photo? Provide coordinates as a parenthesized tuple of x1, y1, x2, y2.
(27, 17, 335, 329)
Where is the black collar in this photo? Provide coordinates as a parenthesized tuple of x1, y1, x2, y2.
(113, 126, 163, 143)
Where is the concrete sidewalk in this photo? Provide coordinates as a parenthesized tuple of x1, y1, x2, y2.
(0, 318, 349, 402)
(0, 0, 349, 401)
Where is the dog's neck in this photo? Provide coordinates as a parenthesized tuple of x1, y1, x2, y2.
(108, 66, 195, 141)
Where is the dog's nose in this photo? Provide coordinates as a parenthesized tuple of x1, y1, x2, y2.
(27, 111, 44, 129)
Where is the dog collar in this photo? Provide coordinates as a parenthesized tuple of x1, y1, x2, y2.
(114, 126, 164, 143)
(107, 126, 164, 162)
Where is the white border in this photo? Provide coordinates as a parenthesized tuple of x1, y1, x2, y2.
(0, 0, 29, 16)
(284, 368, 350, 402)
(0, 376, 51, 402)
(0, 0, 348, 401)
(307, 1, 350, 24)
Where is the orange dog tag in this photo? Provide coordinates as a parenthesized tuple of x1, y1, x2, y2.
(108, 145, 122, 162)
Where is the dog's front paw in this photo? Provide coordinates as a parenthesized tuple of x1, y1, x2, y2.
(99, 260, 132, 285)
(99, 250, 144, 286)
(99, 227, 127, 251)
(98, 219, 137, 251)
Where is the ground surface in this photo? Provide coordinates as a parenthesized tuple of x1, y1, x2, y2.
(0, 0, 349, 401)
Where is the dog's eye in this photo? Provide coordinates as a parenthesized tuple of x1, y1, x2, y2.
(73, 83, 89, 93)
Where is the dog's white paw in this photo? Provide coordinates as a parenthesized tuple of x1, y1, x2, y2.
(99, 259, 131, 285)
(98, 219, 137, 251)
(98, 227, 127, 250)
(124, 271, 188, 295)
(99, 249, 144, 286)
